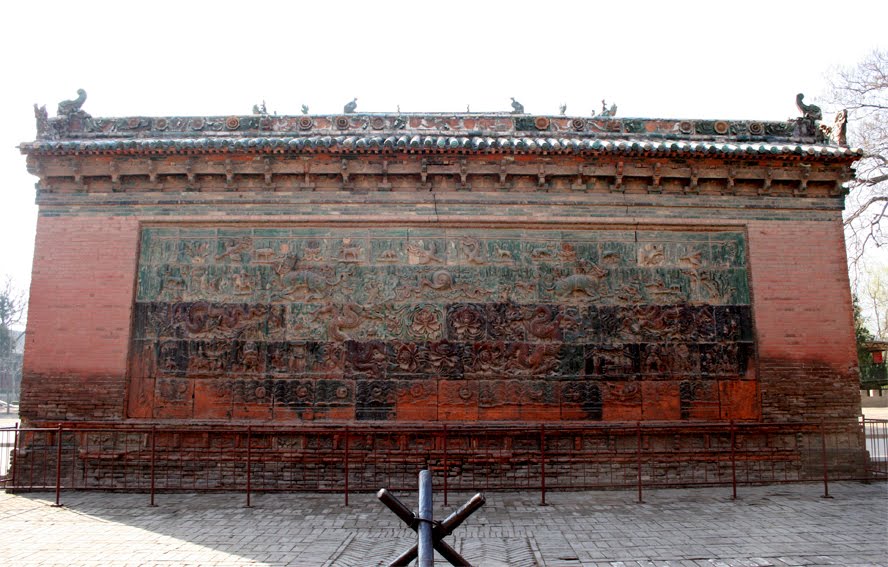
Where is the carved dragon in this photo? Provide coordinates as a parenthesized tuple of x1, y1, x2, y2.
(796, 93, 822, 121)
(318, 303, 363, 341)
(58, 89, 87, 116)
(274, 256, 346, 299)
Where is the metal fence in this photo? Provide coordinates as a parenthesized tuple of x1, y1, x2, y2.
(0, 419, 884, 507)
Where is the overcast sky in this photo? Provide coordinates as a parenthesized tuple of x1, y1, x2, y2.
(1, 0, 886, 315)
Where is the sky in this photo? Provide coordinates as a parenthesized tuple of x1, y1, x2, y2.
(1, 0, 886, 325)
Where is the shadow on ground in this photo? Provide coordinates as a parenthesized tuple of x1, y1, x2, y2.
(1, 482, 886, 566)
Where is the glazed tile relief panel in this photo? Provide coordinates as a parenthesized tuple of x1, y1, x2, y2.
(127, 227, 756, 422)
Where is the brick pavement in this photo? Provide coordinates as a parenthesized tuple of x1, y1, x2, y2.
(0, 482, 885, 566)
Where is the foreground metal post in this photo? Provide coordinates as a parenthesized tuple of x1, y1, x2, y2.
(418, 470, 433, 567)
(52, 424, 63, 507)
(442, 424, 448, 506)
(636, 422, 644, 504)
(344, 425, 350, 507)
(540, 424, 547, 506)
(245, 426, 253, 508)
(378, 470, 485, 567)
(730, 421, 737, 501)
(820, 421, 833, 499)
(149, 426, 157, 507)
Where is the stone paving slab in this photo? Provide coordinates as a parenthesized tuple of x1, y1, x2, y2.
(0, 482, 885, 566)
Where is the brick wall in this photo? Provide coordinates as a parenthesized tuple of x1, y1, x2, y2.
(747, 218, 860, 420)
(19, 213, 862, 425)
(20, 215, 139, 422)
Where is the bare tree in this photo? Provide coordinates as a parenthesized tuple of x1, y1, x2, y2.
(0, 276, 26, 408)
(861, 264, 888, 338)
(828, 50, 888, 280)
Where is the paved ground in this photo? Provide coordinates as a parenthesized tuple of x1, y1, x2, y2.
(0, 482, 885, 567)
(1, 409, 886, 566)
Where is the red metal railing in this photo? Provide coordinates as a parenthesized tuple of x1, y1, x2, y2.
(863, 418, 888, 479)
(0, 419, 884, 507)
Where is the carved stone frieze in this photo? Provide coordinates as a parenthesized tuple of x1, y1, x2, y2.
(129, 226, 754, 422)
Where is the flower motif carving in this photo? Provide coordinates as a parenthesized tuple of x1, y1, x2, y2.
(409, 305, 442, 339)
(448, 304, 486, 340)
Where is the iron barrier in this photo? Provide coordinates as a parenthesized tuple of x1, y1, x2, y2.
(0, 419, 884, 507)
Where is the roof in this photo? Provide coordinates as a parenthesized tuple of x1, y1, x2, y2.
(22, 135, 858, 159)
(22, 104, 860, 160)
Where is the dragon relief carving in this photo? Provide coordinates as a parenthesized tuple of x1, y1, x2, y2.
(273, 255, 348, 300)
(317, 303, 365, 341)
(172, 303, 271, 340)
(547, 262, 609, 299)
(524, 305, 561, 340)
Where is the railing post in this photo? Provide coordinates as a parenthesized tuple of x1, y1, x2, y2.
(245, 426, 253, 508)
(52, 424, 63, 507)
(149, 426, 157, 507)
(861, 418, 872, 483)
(820, 421, 833, 499)
(442, 424, 448, 507)
(636, 422, 644, 504)
(540, 424, 547, 506)
(730, 420, 737, 500)
(10, 423, 18, 487)
(344, 425, 350, 507)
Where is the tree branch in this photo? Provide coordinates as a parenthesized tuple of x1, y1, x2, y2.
(844, 196, 888, 225)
